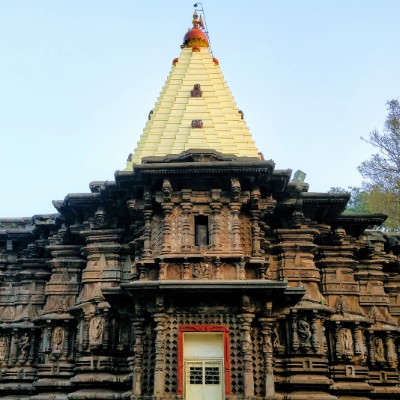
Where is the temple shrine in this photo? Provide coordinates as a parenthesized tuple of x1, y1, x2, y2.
(0, 9, 400, 400)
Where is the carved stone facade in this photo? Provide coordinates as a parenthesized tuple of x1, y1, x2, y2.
(0, 150, 399, 399)
(1, 9, 400, 400)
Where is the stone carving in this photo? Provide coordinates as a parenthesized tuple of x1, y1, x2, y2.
(374, 337, 385, 362)
(336, 296, 348, 313)
(89, 316, 104, 345)
(272, 324, 280, 350)
(193, 262, 211, 279)
(191, 119, 203, 128)
(298, 318, 311, 346)
(162, 179, 172, 202)
(231, 177, 241, 201)
(342, 328, 353, 352)
(191, 83, 202, 97)
(92, 207, 108, 229)
(52, 327, 64, 352)
(18, 333, 31, 364)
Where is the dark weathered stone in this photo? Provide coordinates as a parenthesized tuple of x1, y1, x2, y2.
(0, 149, 399, 400)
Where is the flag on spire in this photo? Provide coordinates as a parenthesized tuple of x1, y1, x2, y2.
(199, 15, 204, 29)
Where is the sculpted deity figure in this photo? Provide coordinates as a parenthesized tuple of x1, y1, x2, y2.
(52, 327, 64, 351)
(272, 324, 280, 350)
(298, 319, 311, 344)
(342, 328, 353, 352)
(375, 337, 385, 361)
(193, 263, 210, 279)
(18, 333, 31, 363)
(190, 83, 202, 97)
(89, 316, 104, 344)
(93, 207, 107, 229)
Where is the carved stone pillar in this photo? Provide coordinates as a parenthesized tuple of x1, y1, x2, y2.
(354, 323, 361, 355)
(10, 329, 18, 366)
(311, 312, 319, 352)
(131, 318, 144, 398)
(386, 332, 397, 368)
(368, 332, 376, 365)
(161, 202, 173, 254)
(142, 209, 153, 258)
(153, 312, 167, 399)
(239, 313, 255, 398)
(291, 313, 299, 352)
(215, 258, 222, 279)
(334, 323, 341, 359)
(82, 316, 90, 351)
(4, 334, 11, 366)
(210, 201, 222, 251)
(183, 260, 190, 280)
(230, 203, 242, 253)
(250, 209, 263, 258)
(159, 262, 167, 280)
(236, 259, 246, 280)
(259, 318, 276, 399)
(181, 201, 193, 252)
(63, 324, 71, 360)
(102, 310, 110, 351)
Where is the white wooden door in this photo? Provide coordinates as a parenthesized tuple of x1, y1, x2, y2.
(185, 360, 223, 400)
(183, 332, 224, 400)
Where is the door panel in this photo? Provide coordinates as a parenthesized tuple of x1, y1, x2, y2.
(185, 360, 223, 400)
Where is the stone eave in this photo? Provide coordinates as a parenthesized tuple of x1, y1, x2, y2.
(116, 279, 305, 303)
(300, 192, 350, 222)
(262, 169, 292, 193)
(0, 230, 34, 241)
(133, 159, 275, 178)
(63, 193, 101, 206)
(333, 213, 387, 235)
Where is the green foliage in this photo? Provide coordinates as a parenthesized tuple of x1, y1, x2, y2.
(328, 186, 370, 213)
(357, 99, 400, 231)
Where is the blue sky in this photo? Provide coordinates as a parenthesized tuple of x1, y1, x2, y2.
(1, 0, 400, 217)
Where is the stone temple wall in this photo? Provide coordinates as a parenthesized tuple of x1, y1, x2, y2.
(0, 152, 399, 400)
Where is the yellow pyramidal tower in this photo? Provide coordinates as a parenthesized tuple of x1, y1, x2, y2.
(126, 11, 259, 168)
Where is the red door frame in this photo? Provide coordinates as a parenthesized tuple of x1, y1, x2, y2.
(177, 325, 231, 396)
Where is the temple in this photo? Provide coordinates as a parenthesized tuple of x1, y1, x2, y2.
(1, 9, 400, 400)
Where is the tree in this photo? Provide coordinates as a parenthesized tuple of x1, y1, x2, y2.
(358, 99, 400, 231)
(329, 186, 370, 213)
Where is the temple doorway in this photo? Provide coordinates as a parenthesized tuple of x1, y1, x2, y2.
(184, 332, 224, 400)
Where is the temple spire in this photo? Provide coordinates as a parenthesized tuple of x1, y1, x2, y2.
(125, 12, 260, 168)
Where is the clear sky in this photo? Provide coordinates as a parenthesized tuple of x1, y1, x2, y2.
(1, 0, 399, 217)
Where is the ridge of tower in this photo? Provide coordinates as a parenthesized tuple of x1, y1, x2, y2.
(126, 10, 260, 169)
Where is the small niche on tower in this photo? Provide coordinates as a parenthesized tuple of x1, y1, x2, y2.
(195, 215, 209, 246)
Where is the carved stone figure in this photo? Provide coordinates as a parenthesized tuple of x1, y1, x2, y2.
(191, 119, 203, 128)
(18, 333, 31, 364)
(193, 262, 211, 279)
(52, 327, 64, 351)
(342, 328, 353, 352)
(375, 337, 385, 362)
(93, 207, 107, 229)
(231, 177, 241, 201)
(162, 179, 172, 202)
(191, 83, 202, 97)
(272, 324, 280, 350)
(89, 316, 104, 345)
(298, 319, 311, 344)
(336, 296, 348, 313)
